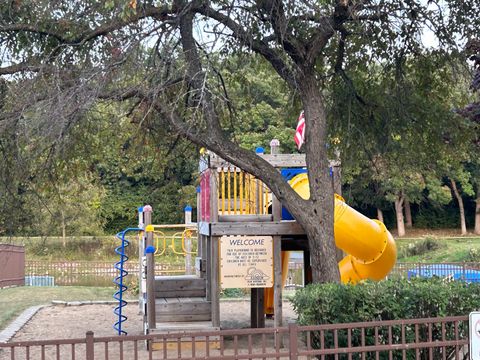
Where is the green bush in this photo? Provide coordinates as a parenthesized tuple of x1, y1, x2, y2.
(399, 237, 444, 258)
(293, 278, 479, 325)
(292, 278, 478, 359)
(467, 248, 480, 262)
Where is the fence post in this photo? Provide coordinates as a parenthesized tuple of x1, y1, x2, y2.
(288, 323, 298, 360)
(85, 331, 94, 360)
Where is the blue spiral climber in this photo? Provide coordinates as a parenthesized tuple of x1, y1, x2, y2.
(113, 227, 141, 335)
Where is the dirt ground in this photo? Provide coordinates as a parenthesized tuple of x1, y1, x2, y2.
(1, 300, 297, 359)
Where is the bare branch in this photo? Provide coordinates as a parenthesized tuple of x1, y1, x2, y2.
(0, 23, 67, 42)
(196, 4, 297, 88)
(333, 30, 367, 105)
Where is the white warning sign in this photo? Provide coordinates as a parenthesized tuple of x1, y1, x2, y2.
(220, 236, 273, 288)
(470, 312, 480, 359)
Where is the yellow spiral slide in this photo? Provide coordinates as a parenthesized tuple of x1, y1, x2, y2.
(264, 173, 397, 314)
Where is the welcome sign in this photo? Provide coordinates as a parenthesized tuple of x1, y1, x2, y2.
(219, 235, 273, 288)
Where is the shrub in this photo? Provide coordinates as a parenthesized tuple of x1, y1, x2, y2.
(292, 278, 479, 325)
(399, 237, 444, 258)
(292, 278, 479, 359)
(468, 248, 480, 262)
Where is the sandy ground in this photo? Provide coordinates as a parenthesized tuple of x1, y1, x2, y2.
(0, 300, 297, 359)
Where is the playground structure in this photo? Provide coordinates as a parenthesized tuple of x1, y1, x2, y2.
(113, 140, 397, 347)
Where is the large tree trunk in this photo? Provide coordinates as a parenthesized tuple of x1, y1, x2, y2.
(394, 193, 405, 237)
(450, 179, 467, 235)
(299, 72, 340, 283)
(404, 198, 413, 228)
(475, 188, 480, 235)
(377, 208, 384, 223)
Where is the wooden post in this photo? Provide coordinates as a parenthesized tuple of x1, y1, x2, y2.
(210, 168, 220, 327)
(272, 195, 283, 345)
(85, 331, 94, 360)
(205, 235, 211, 301)
(304, 250, 311, 286)
(270, 139, 280, 155)
(196, 187, 201, 276)
(288, 324, 299, 360)
(211, 236, 220, 327)
(184, 205, 193, 275)
(272, 196, 283, 327)
(249, 147, 267, 328)
(251, 288, 265, 328)
(138, 207, 145, 313)
(196, 186, 203, 278)
(144, 206, 156, 333)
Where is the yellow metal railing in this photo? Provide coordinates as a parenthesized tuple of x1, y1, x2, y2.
(150, 225, 198, 257)
(217, 167, 270, 216)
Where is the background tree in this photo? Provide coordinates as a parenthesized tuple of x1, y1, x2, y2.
(330, 49, 475, 235)
(458, 39, 480, 234)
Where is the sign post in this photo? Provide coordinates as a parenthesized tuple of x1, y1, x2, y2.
(220, 235, 273, 289)
(470, 312, 480, 359)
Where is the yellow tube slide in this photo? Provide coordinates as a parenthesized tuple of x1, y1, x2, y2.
(264, 173, 397, 314)
(289, 173, 397, 283)
(264, 252, 289, 315)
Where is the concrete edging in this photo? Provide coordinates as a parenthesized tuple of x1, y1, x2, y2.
(0, 305, 47, 343)
(0, 300, 140, 343)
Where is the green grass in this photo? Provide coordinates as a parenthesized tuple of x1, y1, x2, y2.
(0, 286, 134, 331)
(396, 237, 480, 262)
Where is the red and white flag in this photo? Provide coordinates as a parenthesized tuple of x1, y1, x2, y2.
(294, 111, 305, 150)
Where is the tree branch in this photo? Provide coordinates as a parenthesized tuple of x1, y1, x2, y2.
(333, 30, 367, 105)
(255, 0, 307, 65)
(0, 62, 44, 75)
(0, 5, 172, 46)
(0, 23, 67, 42)
(196, 4, 297, 88)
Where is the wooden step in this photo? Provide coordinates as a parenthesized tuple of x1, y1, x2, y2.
(155, 297, 211, 322)
(150, 322, 220, 351)
(155, 275, 206, 298)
